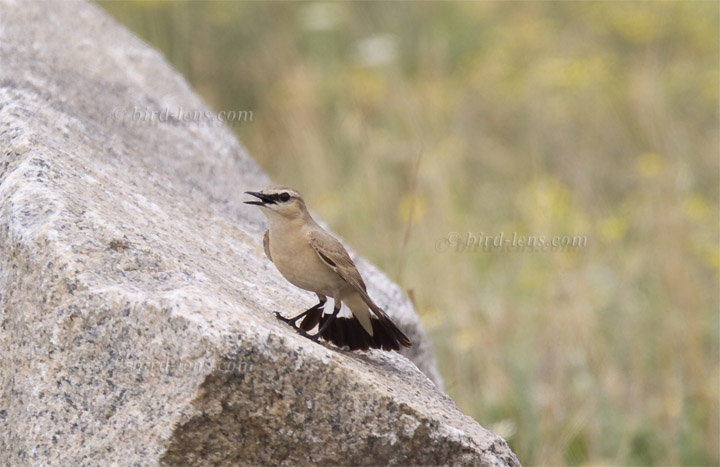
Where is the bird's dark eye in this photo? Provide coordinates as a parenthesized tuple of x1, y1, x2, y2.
(279, 192, 290, 202)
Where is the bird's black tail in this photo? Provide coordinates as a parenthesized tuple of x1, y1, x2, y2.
(299, 307, 411, 352)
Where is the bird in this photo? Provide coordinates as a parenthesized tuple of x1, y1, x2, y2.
(244, 185, 411, 352)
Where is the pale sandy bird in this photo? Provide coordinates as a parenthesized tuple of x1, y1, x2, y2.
(245, 185, 411, 351)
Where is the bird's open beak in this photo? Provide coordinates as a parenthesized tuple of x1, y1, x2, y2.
(244, 191, 274, 206)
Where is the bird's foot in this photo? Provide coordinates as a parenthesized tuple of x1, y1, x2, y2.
(275, 311, 300, 328)
(274, 311, 290, 322)
(275, 312, 320, 340)
(297, 329, 319, 341)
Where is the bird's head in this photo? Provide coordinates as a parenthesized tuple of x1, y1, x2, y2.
(244, 185, 308, 221)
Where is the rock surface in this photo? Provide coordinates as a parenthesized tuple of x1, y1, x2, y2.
(0, 1, 520, 465)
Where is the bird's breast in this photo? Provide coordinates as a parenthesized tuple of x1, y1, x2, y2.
(268, 229, 344, 296)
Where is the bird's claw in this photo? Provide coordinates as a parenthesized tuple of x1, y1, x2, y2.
(275, 311, 297, 326)
(276, 312, 323, 342)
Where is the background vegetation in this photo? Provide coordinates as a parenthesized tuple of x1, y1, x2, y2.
(101, 2, 719, 465)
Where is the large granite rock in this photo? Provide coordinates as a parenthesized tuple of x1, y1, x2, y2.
(0, 1, 520, 465)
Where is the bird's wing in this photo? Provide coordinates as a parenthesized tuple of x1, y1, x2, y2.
(308, 229, 411, 347)
(308, 229, 367, 292)
(263, 229, 272, 262)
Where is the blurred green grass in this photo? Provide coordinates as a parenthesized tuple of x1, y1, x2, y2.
(100, 2, 719, 465)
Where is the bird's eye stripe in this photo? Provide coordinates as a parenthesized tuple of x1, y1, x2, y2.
(262, 192, 293, 202)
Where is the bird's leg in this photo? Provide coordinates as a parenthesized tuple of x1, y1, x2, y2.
(275, 298, 326, 329)
(310, 302, 341, 341)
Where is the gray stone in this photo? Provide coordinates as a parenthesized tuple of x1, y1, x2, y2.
(0, 1, 520, 465)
